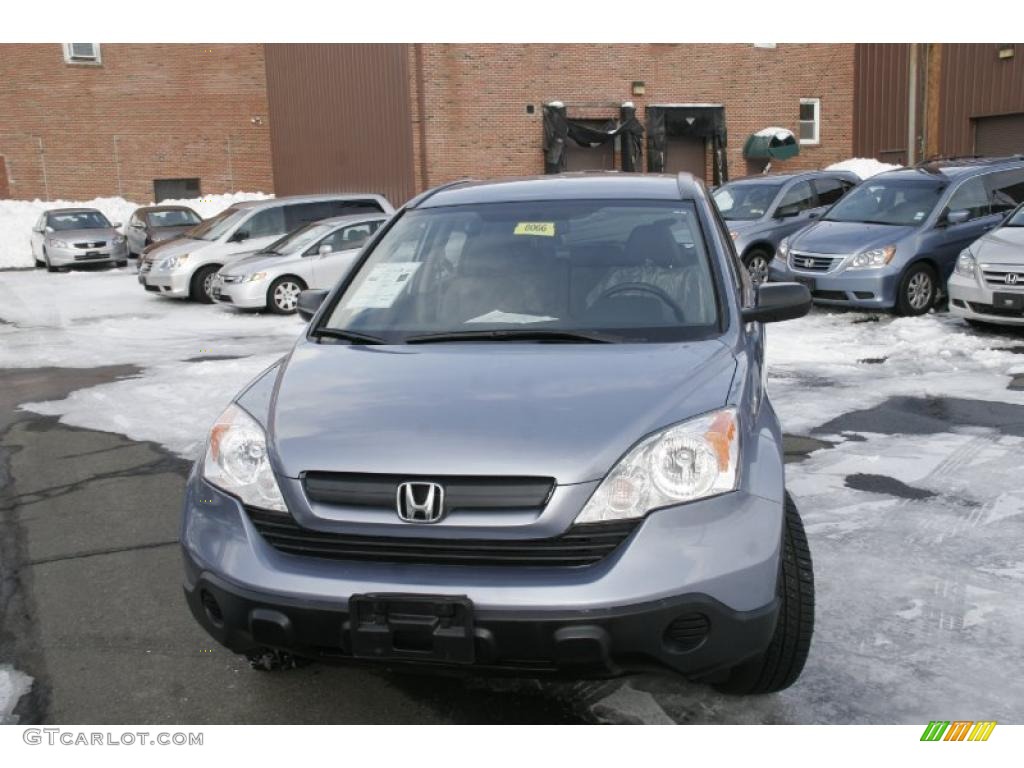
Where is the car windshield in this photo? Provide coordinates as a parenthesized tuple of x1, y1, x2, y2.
(188, 206, 249, 241)
(47, 211, 111, 230)
(1005, 205, 1024, 227)
(259, 222, 335, 255)
(823, 177, 945, 226)
(148, 209, 201, 228)
(319, 200, 720, 344)
(713, 182, 783, 221)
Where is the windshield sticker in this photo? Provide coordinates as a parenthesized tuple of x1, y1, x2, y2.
(345, 262, 421, 309)
(466, 310, 559, 324)
(513, 222, 556, 237)
(913, 211, 925, 221)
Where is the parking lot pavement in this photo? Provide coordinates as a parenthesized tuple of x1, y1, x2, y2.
(2, 268, 1024, 724)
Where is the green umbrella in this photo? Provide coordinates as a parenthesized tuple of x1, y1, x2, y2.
(743, 127, 800, 161)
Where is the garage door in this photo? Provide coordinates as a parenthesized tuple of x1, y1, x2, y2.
(974, 113, 1024, 157)
(664, 136, 706, 180)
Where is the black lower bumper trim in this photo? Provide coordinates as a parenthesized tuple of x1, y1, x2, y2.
(183, 560, 778, 679)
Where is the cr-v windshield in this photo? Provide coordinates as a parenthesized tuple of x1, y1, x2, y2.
(1005, 204, 1024, 227)
(319, 200, 720, 343)
(823, 177, 946, 226)
(188, 206, 249, 241)
(713, 183, 783, 221)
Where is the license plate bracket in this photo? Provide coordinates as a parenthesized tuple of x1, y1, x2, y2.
(349, 594, 475, 664)
(992, 291, 1024, 311)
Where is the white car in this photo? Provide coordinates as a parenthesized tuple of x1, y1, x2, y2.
(138, 194, 393, 303)
(212, 214, 389, 313)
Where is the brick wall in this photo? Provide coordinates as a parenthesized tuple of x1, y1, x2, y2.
(0, 44, 273, 202)
(410, 44, 855, 190)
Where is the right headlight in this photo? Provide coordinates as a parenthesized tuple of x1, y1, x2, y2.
(955, 249, 977, 278)
(158, 253, 190, 271)
(574, 408, 739, 524)
(847, 245, 896, 270)
(48, 238, 70, 249)
(202, 403, 287, 512)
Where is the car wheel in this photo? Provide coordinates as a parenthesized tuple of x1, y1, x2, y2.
(115, 260, 128, 268)
(34, 251, 44, 268)
(743, 248, 772, 286)
(268, 276, 306, 315)
(713, 492, 814, 695)
(190, 265, 221, 303)
(895, 263, 937, 316)
(44, 250, 59, 273)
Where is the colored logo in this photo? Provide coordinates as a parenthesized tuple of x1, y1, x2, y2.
(920, 721, 996, 741)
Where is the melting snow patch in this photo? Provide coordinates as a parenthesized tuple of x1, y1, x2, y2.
(0, 665, 33, 724)
(825, 157, 902, 179)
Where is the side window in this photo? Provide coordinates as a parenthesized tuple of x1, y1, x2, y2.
(285, 202, 331, 230)
(813, 177, 847, 207)
(242, 207, 286, 239)
(987, 170, 1024, 215)
(946, 177, 990, 221)
(776, 181, 817, 216)
(324, 199, 385, 217)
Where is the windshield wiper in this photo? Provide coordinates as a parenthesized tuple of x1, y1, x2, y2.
(404, 329, 615, 344)
(310, 328, 385, 345)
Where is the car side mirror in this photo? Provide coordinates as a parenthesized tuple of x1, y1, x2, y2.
(110, 222, 122, 229)
(318, 244, 333, 256)
(742, 282, 812, 324)
(44, 225, 54, 234)
(297, 289, 328, 322)
(945, 209, 970, 226)
(229, 229, 250, 243)
(774, 207, 799, 219)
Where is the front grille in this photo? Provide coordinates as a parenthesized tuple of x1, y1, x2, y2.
(981, 266, 1024, 289)
(969, 301, 1024, 318)
(74, 240, 106, 249)
(245, 507, 638, 567)
(73, 253, 108, 261)
(144, 285, 160, 292)
(812, 289, 847, 301)
(304, 472, 555, 515)
(789, 251, 838, 272)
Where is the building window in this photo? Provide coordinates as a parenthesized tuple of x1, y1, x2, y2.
(799, 98, 820, 145)
(63, 43, 101, 64)
(153, 178, 201, 202)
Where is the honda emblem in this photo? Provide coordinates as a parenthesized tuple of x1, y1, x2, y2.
(396, 482, 445, 523)
(1005, 272, 1020, 285)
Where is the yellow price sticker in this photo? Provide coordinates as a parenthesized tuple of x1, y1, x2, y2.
(514, 222, 556, 237)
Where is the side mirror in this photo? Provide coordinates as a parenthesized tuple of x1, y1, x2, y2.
(318, 243, 333, 256)
(45, 225, 54, 234)
(228, 229, 249, 243)
(110, 222, 122, 229)
(774, 207, 800, 219)
(297, 289, 328, 321)
(742, 282, 812, 324)
(945, 209, 970, 226)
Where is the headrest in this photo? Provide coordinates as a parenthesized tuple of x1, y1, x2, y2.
(624, 223, 680, 267)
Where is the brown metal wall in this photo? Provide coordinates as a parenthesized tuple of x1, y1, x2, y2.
(853, 44, 911, 164)
(938, 44, 1024, 156)
(264, 44, 415, 207)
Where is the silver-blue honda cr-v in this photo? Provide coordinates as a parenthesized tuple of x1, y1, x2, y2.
(181, 173, 815, 694)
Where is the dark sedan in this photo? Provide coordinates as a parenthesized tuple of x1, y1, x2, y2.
(126, 205, 202, 257)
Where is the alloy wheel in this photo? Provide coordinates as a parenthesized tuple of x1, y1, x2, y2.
(747, 254, 770, 285)
(907, 271, 933, 310)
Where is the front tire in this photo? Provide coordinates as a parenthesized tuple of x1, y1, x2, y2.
(895, 262, 937, 316)
(190, 265, 220, 303)
(44, 250, 60, 273)
(713, 493, 814, 695)
(742, 248, 772, 286)
(267, 276, 306, 314)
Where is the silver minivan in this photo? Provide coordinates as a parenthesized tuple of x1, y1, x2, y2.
(139, 194, 394, 303)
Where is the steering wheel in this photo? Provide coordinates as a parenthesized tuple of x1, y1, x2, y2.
(593, 282, 687, 323)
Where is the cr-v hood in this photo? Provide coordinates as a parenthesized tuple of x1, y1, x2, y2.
(270, 339, 737, 484)
(791, 220, 916, 254)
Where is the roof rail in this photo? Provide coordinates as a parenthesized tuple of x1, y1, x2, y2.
(914, 154, 1024, 169)
(406, 178, 477, 209)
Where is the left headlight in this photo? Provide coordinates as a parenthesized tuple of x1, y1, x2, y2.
(955, 249, 977, 278)
(158, 254, 189, 271)
(202, 403, 287, 512)
(48, 238, 70, 249)
(776, 237, 790, 260)
(574, 408, 739, 524)
(847, 245, 896, 270)
(245, 271, 268, 282)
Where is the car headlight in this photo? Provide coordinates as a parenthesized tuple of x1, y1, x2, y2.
(158, 254, 190, 271)
(245, 271, 268, 282)
(776, 238, 790, 260)
(202, 403, 287, 512)
(955, 250, 977, 278)
(847, 245, 896, 270)
(574, 408, 739, 524)
(48, 238, 70, 249)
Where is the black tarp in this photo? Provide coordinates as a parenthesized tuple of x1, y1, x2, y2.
(542, 103, 644, 174)
(645, 105, 729, 185)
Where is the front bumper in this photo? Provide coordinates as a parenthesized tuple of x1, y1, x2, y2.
(46, 242, 127, 266)
(181, 472, 784, 677)
(948, 272, 1024, 326)
(139, 267, 190, 298)
(769, 258, 900, 309)
(212, 277, 269, 309)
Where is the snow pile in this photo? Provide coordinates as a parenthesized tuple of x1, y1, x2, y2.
(0, 665, 33, 725)
(825, 157, 901, 179)
(0, 192, 272, 270)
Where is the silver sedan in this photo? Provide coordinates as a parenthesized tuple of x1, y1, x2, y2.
(30, 208, 128, 271)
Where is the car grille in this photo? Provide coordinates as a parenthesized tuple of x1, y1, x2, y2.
(969, 301, 1024, 318)
(980, 265, 1024, 289)
(789, 251, 839, 272)
(245, 507, 638, 567)
(73, 253, 108, 261)
(74, 240, 106, 249)
(303, 471, 555, 514)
